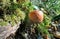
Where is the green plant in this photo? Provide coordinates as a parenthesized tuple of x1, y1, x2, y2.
(0, 1, 26, 26)
(37, 14, 51, 35)
(31, 0, 60, 17)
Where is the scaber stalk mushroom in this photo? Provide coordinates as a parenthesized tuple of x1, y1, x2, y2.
(28, 10, 51, 39)
(28, 10, 44, 34)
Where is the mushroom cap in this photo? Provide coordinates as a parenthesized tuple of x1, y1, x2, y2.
(29, 10, 44, 23)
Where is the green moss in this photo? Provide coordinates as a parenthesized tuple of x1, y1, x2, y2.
(15, 8, 26, 20)
(0, 8, 25, 26)
(0, 21, 8, 26)
(37, 14, 51, 35)
(17, 0, 30, 4)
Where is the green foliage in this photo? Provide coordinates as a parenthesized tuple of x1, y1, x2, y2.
(0, 21, 8, 26)
(0, 1, 26, 26)
(43, 14, 51, 26)
(37, 14, 51, 35)
(19, 2, 34, 23)
(17, 0, 30, 4)
(31, 0, 60, 17)
(15, 8, 26, 20)
(9, 3, 18, 10)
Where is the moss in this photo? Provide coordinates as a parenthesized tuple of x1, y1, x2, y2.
(17, 0, 30, 4)
(15, 8, 26, 20)
(0, 8, 25, 26)
(0, 21, 8, 26)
